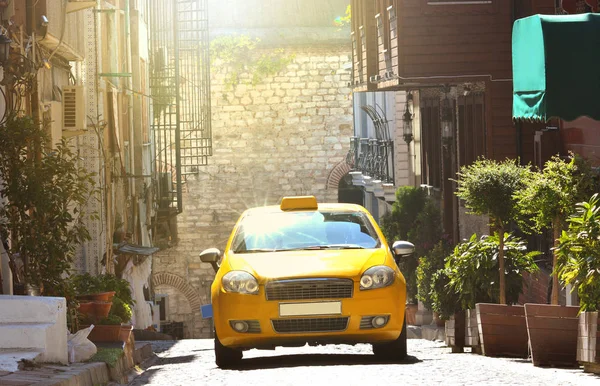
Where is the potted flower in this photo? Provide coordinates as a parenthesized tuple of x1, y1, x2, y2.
(74, 273, 135, 343)
(515, 153, 598, 367)
(556, 194, 600, 374)
(454, 158, 535, 358)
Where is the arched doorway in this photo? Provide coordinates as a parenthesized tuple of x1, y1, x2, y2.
(152, 272, 205, 338)
(338, 174, 363, 205)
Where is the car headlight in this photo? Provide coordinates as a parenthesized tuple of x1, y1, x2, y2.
(222, 271, 260, 294)
(360, 265, 395, 290)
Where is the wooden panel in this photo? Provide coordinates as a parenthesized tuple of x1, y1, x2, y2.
(525, 304, 579, 366)
(477, 304, 528, 358)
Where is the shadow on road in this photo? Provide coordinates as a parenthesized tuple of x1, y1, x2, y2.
(157, 354, 198, 365)
(229, 353, 421, 370)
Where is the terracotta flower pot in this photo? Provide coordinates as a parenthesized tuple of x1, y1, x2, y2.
(77, 291, 116, 302)
(82, 324, 122, 342)
(93, 301, 113, 320)
(77, 301, 95, 315)
(405, 303, 418, 325)
(119, 325, 133, 343)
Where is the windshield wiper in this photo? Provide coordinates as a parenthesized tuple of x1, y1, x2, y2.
(279, 244, 366, 251)
(234, 248, 277, 253)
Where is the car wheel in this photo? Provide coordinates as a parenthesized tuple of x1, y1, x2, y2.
(214, 332, 243, 368)
(372, 318, 407, 361)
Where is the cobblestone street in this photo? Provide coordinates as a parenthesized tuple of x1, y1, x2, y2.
(129, 339, 600, 385)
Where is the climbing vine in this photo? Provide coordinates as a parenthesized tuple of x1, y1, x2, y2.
(210, 35, 296, 90)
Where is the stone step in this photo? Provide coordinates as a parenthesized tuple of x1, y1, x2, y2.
(0, 349, 43, 372)
(0, 323, 55, 350)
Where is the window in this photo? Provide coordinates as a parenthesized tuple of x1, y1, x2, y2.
(421, 98, 442, 189)
(457, 92, 486, 168)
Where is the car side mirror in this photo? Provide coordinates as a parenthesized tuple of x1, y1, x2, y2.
(392, 240, 415, 257)
(200, 248, 222, 272)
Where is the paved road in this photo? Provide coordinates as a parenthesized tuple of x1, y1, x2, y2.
(129, 339, 600, 386)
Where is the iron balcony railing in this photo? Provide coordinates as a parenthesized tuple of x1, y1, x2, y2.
(346, 104, 395, 184)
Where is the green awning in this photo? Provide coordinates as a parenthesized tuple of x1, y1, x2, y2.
(512, 13, 600, 122)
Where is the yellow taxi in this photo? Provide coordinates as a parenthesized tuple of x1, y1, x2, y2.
(200, 196, 414, 368)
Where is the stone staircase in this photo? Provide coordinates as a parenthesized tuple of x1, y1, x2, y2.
(0, 295, 68, 372)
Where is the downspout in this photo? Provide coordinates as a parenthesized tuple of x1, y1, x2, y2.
(125, 0, 137, 243)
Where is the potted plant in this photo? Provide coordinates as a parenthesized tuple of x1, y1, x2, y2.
(556, 194, 600, 374)
(444, 233, 539, 357)
(0, 115, 97, 296)
(454, 158, 535, 357)
(74, 273, 135, 343)
(382, 186, 443, 324)
(515, 153, 598, 367)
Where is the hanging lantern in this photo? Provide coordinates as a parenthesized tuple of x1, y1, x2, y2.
(402, 93, 413, 144)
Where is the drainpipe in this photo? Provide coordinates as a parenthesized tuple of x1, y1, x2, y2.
(125, 0, 137, 243)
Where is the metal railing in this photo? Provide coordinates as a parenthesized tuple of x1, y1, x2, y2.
(346, 104, 395, 184)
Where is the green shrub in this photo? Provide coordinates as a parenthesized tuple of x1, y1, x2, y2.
(446, 233, 539, 309)
(557, 194, 600, 312)
(417, 241, 452, 311)
(381, 186, 443, 303)
(109, 296, 133, 323)
(429, 268, 461, 321)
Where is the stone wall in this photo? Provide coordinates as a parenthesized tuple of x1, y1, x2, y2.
(152, 45, 353, 338)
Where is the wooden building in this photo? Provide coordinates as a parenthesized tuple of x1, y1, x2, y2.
(350, 0, 561, 242)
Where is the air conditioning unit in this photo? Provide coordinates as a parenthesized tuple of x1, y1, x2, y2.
(43, 101, 63, 147)
(62, 85, 87, 131)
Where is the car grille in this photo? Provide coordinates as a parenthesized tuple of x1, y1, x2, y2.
(265, 278, 354, 301)
(271, 317, 349, 333)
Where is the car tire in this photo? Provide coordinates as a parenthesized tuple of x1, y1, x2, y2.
(372, 318, 407, 361)
(214, 331, 243, 368)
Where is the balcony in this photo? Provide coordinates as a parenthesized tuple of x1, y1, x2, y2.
(346, 101, 396, 202)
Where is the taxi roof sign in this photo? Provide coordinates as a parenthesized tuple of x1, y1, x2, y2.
(280, 196, 318, 211)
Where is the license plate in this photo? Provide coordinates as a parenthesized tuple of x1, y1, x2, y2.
(279, 301, 342, 317)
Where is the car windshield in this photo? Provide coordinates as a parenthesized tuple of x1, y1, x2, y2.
(231, 210, 381, 253)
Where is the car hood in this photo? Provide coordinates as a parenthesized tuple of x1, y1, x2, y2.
(227, 248, 388, 281)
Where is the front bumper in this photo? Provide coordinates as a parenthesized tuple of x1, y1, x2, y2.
(212, 281, 406, 349)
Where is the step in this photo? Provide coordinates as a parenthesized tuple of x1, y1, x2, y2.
(0, 323, 54, 350)
(0, 349, 43, 372)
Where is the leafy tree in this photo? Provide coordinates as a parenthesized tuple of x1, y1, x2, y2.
(515, 153, 598, 304)
(0, 115, 98, 295)
(454, 158, 531, 304)
(556, 194, 600, 312)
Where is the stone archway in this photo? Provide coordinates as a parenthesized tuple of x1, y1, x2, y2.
(152, 272, 204, 338)
(152, 272, 202, 311)
(327, 160, 352, 190)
